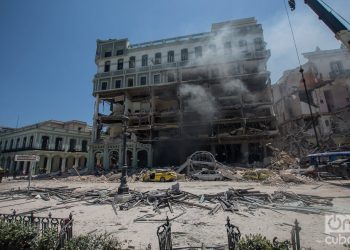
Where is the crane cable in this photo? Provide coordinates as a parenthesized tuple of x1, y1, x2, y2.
(282, 0, 321, 148)
(283, 0, 302, 67)
(319, 0, 350, 27)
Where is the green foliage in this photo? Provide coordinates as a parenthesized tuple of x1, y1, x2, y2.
(62, 233, 122, 250)
(237, 234, 290, 250)
(0, 220, 122, 250)
(34, 228, 58, 250)
(0, 220, 37, 250)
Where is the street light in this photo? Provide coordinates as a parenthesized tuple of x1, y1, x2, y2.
(118, 115, 130, 194)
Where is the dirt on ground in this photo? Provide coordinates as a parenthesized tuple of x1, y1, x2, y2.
(1, 178, 350, 249)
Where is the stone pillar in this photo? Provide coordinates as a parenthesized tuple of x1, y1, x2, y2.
(61, 157, 66, 172)
(118, 147, 123, 169)
(75, 156, 80, 168)
(92, 95, 100, 141)
(241, 142, 249, 164)
(147, 148, 152, 168)
(46, 156, 52, 173)
(103, 147, 109, 170)
(132, 145, 137, 168)
(87, 150, 94, 171)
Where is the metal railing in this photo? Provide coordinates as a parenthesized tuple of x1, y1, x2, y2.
(157, 217, 173, 250)
(0, 210, 73, 249)
(226, 217, 241, 250)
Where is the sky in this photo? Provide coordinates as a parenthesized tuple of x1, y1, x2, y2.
(0, 0, 349, 128)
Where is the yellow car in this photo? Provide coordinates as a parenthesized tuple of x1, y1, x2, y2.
(142, 169, 177, 182)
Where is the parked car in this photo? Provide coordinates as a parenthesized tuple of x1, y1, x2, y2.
(191, 169, 223, 181)
(142, 169, 177, 182)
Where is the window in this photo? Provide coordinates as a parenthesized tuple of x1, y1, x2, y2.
(238, 40, 247, 50)
(82, 140, 88, 152)
(330, 61, 344, 75)
(69, 139, 76, 151)
(41, 136, 49, 150)
(140, 76, 147, 86)
(209, 44, 216, 53)
(0, 141, 2, 151)
(101, 82, 107, 90)
(117, 59, 123, 70)
(9, 139, 13, 150)
(104, 61, 110, 72)
(116, 49, 123, 55)
(155, 53, 161, 64)
(115, 80, 121, 88)
(195, 46, 202, 58)
(142, 55, 148, 66)
(325, 120, 330, 126)
(104, 51, 112, 57)
(29, 136, 33, 148)
(129, 56, 135, 68)
(154, 74, 161, 84)
(320, 99, 324, 104)
(15, 138, 20, 149)
(4, 141, 7, 150)
(224, 41, 232, 54)
(167, 51, 174, 63)
(181, 49, 188, 61)
(254, 37, 264, 51)
(22, 137, 27, 148)
(167, 72, 175, 82)
(128, 78, 134, 87)
(55, 137, 63, 150)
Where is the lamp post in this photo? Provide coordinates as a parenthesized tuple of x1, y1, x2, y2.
(118, 115, 129, 194)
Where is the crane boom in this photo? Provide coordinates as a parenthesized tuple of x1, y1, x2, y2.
(304, 0, 350, 50)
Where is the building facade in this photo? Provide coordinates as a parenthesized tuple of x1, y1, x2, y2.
(90, 18, 277, 169)
(0, 120, 91, 175)
(273, 46, 350, 155)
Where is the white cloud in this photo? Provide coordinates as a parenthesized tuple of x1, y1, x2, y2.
(263, 0, 350, 83)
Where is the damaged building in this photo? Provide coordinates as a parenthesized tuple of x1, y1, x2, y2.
(273, 46, 350, 156)
(89, 17, 278, 170)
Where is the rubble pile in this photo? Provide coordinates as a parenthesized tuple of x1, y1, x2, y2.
(116, 184, 337, 216)
(0, 183, 340, 216)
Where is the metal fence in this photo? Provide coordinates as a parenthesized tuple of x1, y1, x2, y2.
(157, 217, 173, 250)
(291, 219, 301, 250)
(226, 216, 241, 250)
(0, 210, 73, 249)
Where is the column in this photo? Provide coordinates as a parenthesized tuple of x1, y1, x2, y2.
(103, 147, 109, 170)
(74, 156, 80, 168)
(61, 157, 66, 172)
(147, 148, 152, 168)
(241, 142, 249, 164)
(132, 144, 137, 168)
(92, 95, 100, 141)
(87, 150, 94, 171)
(46, 156, 52, 173)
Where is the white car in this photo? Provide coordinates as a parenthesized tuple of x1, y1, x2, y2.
(192, 170, 223, 181)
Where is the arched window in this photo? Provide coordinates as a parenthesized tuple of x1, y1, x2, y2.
(129, 56, 135, 68)
(104, 61, 110, 72)
(22, 137, 27, 148)
(29, 136, 34, 148)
